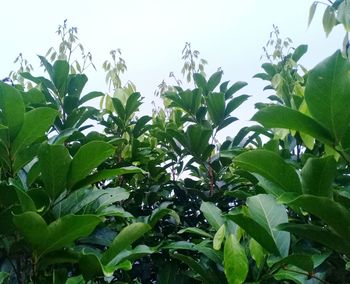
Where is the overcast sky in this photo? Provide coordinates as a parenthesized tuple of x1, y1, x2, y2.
(0, 0, 345, 136)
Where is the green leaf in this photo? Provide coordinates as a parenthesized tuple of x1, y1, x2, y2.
(305, 50, 350, 142)
(301, 156, 336, 197)
(79, 91, 104, 105)
(338, 0, 350, 31)
(227, 212, 280, 255)
(235, 149, 302, 194)
(224, 234, 248, 284)
(67, 74, 88, 97)
(11, 107, 58, 155)
(225, 81, 248, 99)
(247, 194, 290, 257)
(0, 82, 25, 141)
(200, 201, 224, 230)
(148, 207, 180, 227)
(53, 60, 69, 97)
(252, 105, 334, 145)
(74, 166, 145, 189)
(193, 73, 207, 90)
(0, 272, 9, 284)
(111, 97, 125, 119)
(177, 227, 213, 239)
(280, 194, 350, 239)
(213, 224, 226, 250)
(207, 92, 225, 126)
(224, 95, 249, 117)
(125, 92, 142, 120)
(66, 275, 85, 284)
(39, 143, 72, 200)
(278, 223, 350, 255)
(133, 115, 152, 138)
(14, 186, 36, 212)
(249, 238, 265, 268)
(323, 6, 337, 36)
(292, 45, 308, 62)
(271, 254, 314, 272)
(186, 124, 212, 157)
(67, 141, 115, 189)
(207, 71, 223, 92)
(308, 2, 318, 26)
(101, 222, 151, 265)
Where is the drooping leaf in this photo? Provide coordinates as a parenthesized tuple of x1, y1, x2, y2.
(39, 143, 72, 200)
(308, 2, 318, 26)
(224, 234, 248, 284)
(305, 50, 350, 142)
(67, 141, 115, 189)
(235, 149, 302, 194)
(337, 0, 350, 31)
(148, 207, 180, 227)
(323, 6, 337, 36)
(300, 156, 336, 197)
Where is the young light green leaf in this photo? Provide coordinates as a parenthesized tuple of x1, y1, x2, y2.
(249, 238, 265, 268)
(213, 224, 225, 250)
(323, 6, 337, 36)
(224, 234, 248, 284)
(177, 227, 213, 239)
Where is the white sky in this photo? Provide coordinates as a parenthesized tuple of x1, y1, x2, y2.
(0, 0, 345, 137)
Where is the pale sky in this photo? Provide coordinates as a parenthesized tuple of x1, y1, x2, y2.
(0, 0, 345, 136)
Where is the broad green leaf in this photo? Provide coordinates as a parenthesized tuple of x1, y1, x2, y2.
(207, 92, 225, 126)
(39, 143, 72, 200)
(247, 194, 290, 257)
(95, 187, 130, 210)
(79, 91, 104, 105)
(67, 74, 88, 97)
(186, 124, 212, 157)
(308, 2, 318, 26)
(53, 60, 69, 97)
(270, 254, 314, 272)
(224, 234, 248, 284)
(227, 212, 280, 255)
(338, 0, 350, 31)
(101, 222, 151, 265)
(278, 223, 350, 255)
(14, 186, 36, 212)
(249, 238, 265, 268)
(213, 224, 225, 250)
(225, 81, 247, 99)
(13, 143, 41, 174)
(67, 141, 115, 189)
(279, 194, 350, 238)
(125, 92, 142, 120)
(323, 6, 337, 36)
(200, 201, 224, 230)
(74, 166, 145, 189)
(148, 207, 180, 227)
(235, 149, 302, 194)
(207, 71, 223, 92)
(0, 82, 25, 141)
(107, 244, 155, 267)
(252, 105, 334, 145)
(224, 95, 249, 117)
(177, 227, 213, 239)
(11, 107, 58, 155)
(66, 275, 85, 284)
(13, 211, 49, 251)
(111, 97, 125, 119)
(0, 272, 9, 284)
(292, 45, 308, 62)
(305, 50, 350, 142)
(193, 73, 207, 90)
(38, 55, 54, 80)
(301, 156, 336, 197)
(171, 253, 220, 284)
(133, 115, 152, 138)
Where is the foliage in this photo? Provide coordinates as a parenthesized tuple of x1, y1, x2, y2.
(1, 7, 350, 284)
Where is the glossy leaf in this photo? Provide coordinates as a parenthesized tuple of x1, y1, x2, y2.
(101, 222, 151, 265)
(252, 105, 334, 145)
(177, 227, 213, 239)
(213, 224, 225, 250)
(305, 50, 350, 141)
(39, 143, 71, 200)
(67, 141, 115, 189)
(301, 156, 336, 197)
(224, 234, 248, 284)
(200, 201, 224, 230)
(148, 207, 180, 227)
(249, 238, 265, 268)
(235, 149, 302, 194)
(207, 92, 225, 126)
